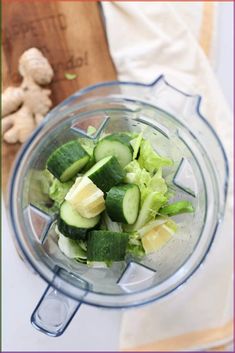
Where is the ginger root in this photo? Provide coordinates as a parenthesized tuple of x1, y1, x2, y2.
(2, 48, 54, 144)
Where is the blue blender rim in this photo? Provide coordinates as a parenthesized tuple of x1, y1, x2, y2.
(8, 75, 229, 308)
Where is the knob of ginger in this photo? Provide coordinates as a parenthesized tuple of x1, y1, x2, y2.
(2, 48, 54, 144)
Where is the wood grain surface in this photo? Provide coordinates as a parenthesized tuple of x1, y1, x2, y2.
(2, 0, 116, 193)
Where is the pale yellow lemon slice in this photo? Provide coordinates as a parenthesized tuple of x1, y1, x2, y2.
(142, 222, 176, 254)
(65, 176, 105, 218)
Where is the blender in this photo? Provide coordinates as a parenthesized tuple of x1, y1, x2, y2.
(7, 75, 228, 336)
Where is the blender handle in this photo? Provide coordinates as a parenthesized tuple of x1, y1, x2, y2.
(31, 281, 81, 337)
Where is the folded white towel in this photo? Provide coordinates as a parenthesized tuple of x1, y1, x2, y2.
(102, 2, 233, 351)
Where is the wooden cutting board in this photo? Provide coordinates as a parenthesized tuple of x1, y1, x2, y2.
(2, 0, 116, 193)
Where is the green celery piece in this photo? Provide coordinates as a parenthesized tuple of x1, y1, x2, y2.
(159, 200, 194, 216)
(126, 191, 167, 231)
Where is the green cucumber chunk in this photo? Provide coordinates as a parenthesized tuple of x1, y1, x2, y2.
(58, 201, 100, 240)
(85, 156, 125, 192)
(106, 184, 140, 224)
(57, 218, 88, 240)
(94, 133, 133, 168)
(87, 230, 129, 261)
(47, 140, 89, 182)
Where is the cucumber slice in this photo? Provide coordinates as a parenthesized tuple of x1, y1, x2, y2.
(126, 192, 165, 231)
(94, 133, 133, 168)
(47, 140, 89, 182)
(58, 201, 100, 239)
(58, 218, 87, 240)
(106, 184, 140, 224)
(87, 230, 129, 261)
(85, 156, 125, 192)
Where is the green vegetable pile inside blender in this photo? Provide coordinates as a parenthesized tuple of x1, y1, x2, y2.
(42, 128, 194, 266)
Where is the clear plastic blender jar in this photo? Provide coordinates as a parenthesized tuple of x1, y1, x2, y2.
(8, 76, 228, 336)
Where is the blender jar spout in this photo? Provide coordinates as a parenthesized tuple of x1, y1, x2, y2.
(148, 75, 201, 119)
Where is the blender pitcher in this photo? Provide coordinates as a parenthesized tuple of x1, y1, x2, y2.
(7, 75, 228, 336)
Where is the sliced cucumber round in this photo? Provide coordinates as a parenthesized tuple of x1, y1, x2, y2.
(47, 140, 89, 182)
(85, 156, 125, 192)
(58, 201, 100, 240)
(94, 133, 133, 168)
(106, 184, 140, 224)
(87, 230, 129, 261)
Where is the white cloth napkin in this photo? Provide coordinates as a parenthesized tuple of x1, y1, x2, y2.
(101, 2, 233, 351)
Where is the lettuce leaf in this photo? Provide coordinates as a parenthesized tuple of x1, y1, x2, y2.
(126, 242, 145, 258)
(49, 178, 73, 207)
(143, 192, 168, 221)
(78, 138, 96, 172)
(101, 211, 123, 232)
(141, 167, 168, 202)
(126, 232, 145, 258)
(56, 230, 87, 261)
(124, 160, 151, 200)
(150, 168, 168, 193)
(124, 161, 169, 205)
(78, 138, 96, 156)
(138, 140, 173, 173)
(159, 200, 194, 216)
(130, 131, 143, 160)
(25, 169, 58, 214)
(124, 159, 169, 231)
